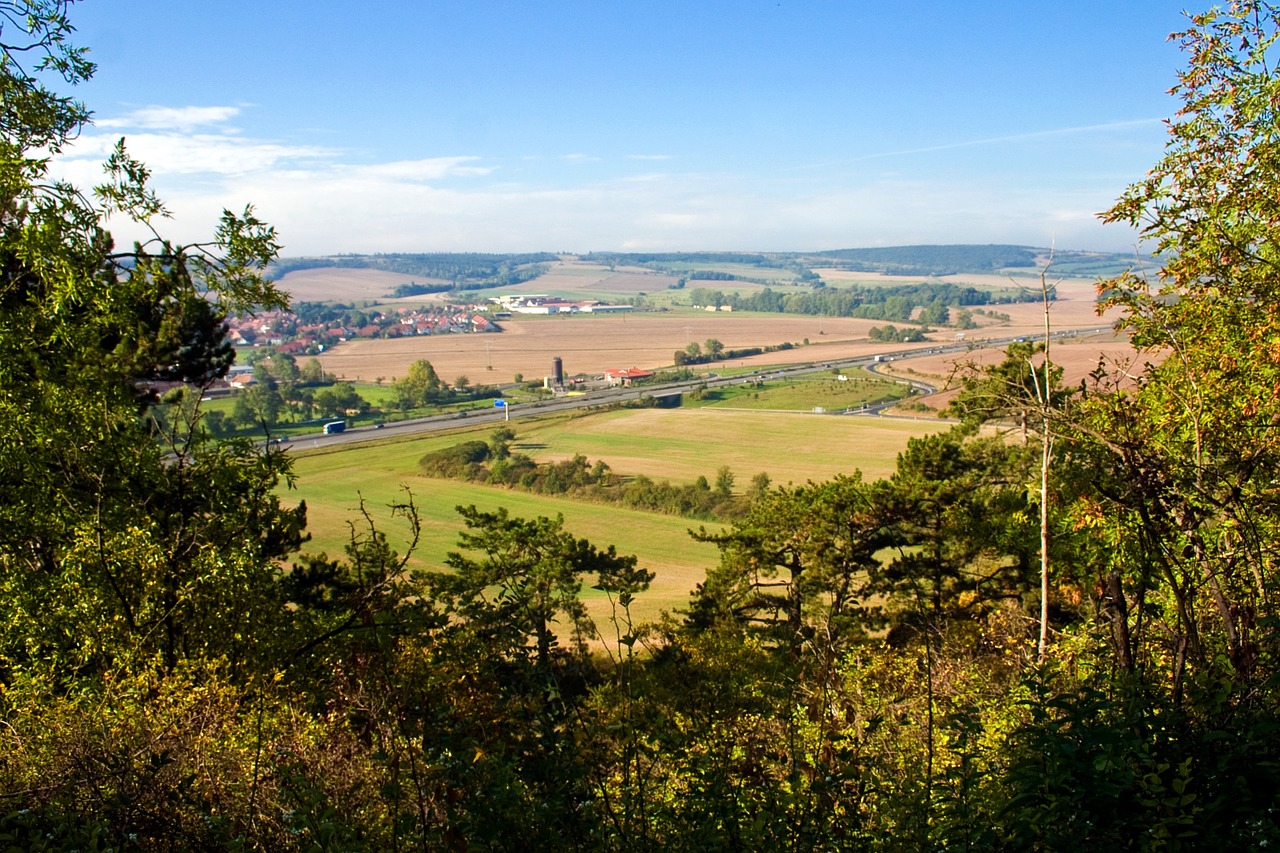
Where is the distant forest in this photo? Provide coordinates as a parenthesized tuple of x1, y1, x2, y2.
(805, 244, 1039, 275)
(583, 251, 775, 267)
(687, 280, 1051, 321)
(269, 252, 558, 291)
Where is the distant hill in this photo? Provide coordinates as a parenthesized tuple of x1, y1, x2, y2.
(801, 244, 1039, 276)
(269, 252, 559, 287)
(588, 245, 1156, 279)
(273, 245, 1158, 290)
(797, 245, 1155, 278)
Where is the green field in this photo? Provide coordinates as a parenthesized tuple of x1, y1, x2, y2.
(504, 406, 941, 484)
(285, 428, 722, 625)
(284, 405, 948, 621)
(691, 369, 908, 412)
(200, 380, 506, 440)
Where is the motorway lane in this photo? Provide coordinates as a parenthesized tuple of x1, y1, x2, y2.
(291, 329, 1109, 450)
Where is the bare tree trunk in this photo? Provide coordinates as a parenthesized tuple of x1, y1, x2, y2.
(1037, 259, 1055, 662)
(1039, 425, 1052, 661)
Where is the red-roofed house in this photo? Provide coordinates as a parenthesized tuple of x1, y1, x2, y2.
(604, 367, 653, 387)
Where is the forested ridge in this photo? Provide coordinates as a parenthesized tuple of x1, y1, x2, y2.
(269, 253, 558, 288)
(584, 245, 1153, 279)
(4, 3, 1280, 851)
(276, 244, 1148, 287)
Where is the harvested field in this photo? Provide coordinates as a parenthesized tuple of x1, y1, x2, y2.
(275, 267, 451, 302)
(317, 313, 874, 382)
(531, 260, 676, 296)
(880, 330, 1146, 413)
(316, 278, 1118, 383)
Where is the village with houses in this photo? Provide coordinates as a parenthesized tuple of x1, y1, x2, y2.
(224, 293, 635, 358)
(224, 304, 500, 357)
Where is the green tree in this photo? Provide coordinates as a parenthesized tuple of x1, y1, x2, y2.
(1078, 1, 1280, 681)
(690, 474, 890, 657)
(428, 506, 643, 674)
(270, 351, 300, 388)
(312, 381, 366, 418)
(393, 358, 443, 408)
(947, 339, 1066, 441)
(918, 302, 949, 326)
(0, 1, 301, 680)
(873, 428, 1037, 629)
(300, 356, 326, 384)
(233, 380, 285, 427)
(714, 465, 734, 498)
(489, 425, 516, 460)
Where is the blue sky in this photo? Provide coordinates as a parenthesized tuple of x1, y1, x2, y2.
(57, 1, 1189, 257)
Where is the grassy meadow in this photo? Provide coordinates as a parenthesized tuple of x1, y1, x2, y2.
(284, 404, 949, 622)
(690, 369, 909, 412)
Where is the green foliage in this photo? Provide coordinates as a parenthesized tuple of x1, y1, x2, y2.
(8, 4, 1280, 849)
(311, 380, 367, 418)
(947, 339, 1067, 431)
(391, 357, 444, 408)
(1073, 0, 1280, 686)
(0, 3, 302, 682)
(419, 436, 762, 521)
(690, 473, 890, 655)
(875, 429, 1039, 628)
(418, 438, 491, 477)
(869, 323, 927, 342)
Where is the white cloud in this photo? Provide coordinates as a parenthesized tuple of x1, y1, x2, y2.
(47, 104, 1144, 256)
(58, 104, 334, 179)
(343, 158, 496, 182)
(79, 132, 333, 176)
(96, 105, 243, 132)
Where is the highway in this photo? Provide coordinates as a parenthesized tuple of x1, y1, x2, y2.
(291, 329, 1110, 451)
